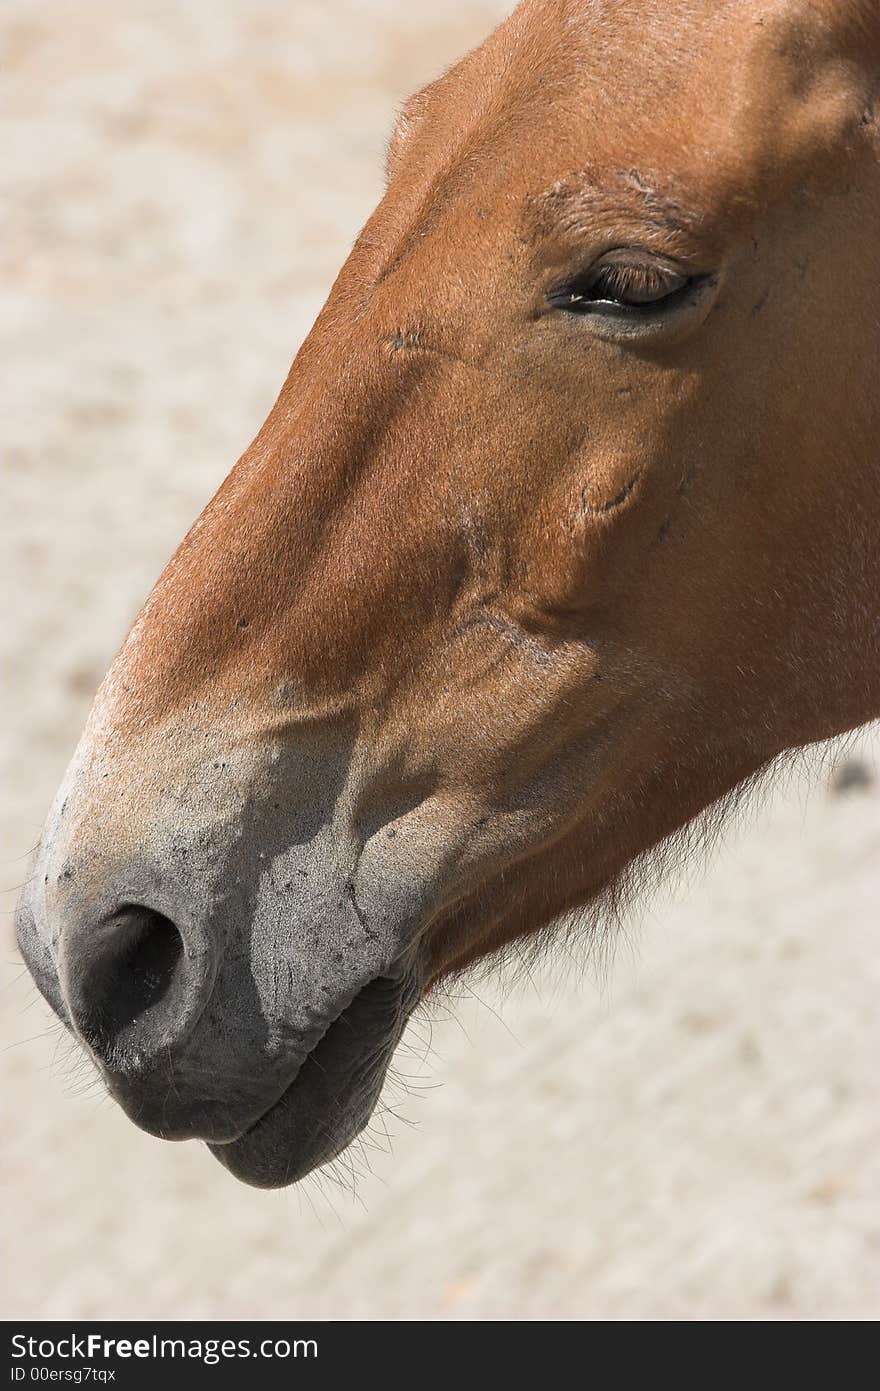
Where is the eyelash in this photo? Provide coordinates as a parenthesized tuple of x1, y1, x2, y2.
(548, 261, 692, 314)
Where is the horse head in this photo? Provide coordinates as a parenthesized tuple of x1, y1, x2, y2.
(17, 0, 880, 1186)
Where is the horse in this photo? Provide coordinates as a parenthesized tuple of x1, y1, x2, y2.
(16, 0, 880, 1188)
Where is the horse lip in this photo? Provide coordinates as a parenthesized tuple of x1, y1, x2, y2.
(207, 969, 419, 1187)
(206, 1065, 307, 1148)
(211, 968, 412, 1141)
(100, 969, 416, 1155)
(102, 1013, 333, 1146)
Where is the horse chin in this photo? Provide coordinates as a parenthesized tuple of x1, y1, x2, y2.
(208, 970, 419, 1189)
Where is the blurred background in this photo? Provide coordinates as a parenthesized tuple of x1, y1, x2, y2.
(2, 0, 879, 1321)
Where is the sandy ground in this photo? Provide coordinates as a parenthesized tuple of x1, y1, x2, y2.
(2, 1, 879, 1322)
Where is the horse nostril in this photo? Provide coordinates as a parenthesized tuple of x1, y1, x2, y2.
(69, 905, 187, 1059)
(112, 906, 183, 1021)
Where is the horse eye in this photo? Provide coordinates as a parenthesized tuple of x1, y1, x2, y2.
(549, 258, 691, 314)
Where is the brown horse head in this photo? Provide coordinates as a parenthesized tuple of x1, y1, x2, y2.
(17, 0, 880, 1187)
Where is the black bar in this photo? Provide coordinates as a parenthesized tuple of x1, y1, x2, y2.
(4, 1321, 564, 1386)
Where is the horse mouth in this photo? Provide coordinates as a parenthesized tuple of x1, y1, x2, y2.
(208, 970, 418, 1188)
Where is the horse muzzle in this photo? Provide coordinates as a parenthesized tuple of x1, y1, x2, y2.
(14, 730, 429, 1186)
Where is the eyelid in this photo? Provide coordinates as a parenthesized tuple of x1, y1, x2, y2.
(547, 245, 705, 303)
(590, 261, 687, 302)
(545, 257, 721, 342)
(584, 250, 690, 286)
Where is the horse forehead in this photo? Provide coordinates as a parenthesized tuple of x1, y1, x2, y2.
(429, 0, 873, 207)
